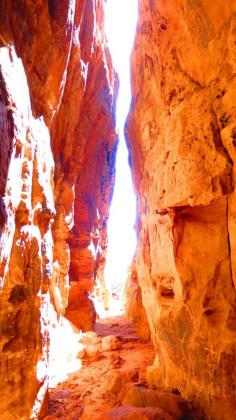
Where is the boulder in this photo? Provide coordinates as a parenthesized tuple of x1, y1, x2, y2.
(101, 405, 175, 420)
(79, 331, 102, 345)
(121, 384, 188, 419)
(102, 335, 122, 351)
(105, 370, 139, 395)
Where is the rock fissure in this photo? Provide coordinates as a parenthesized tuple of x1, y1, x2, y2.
(1, 0, 236, 419)
(226, 196, 234, 292)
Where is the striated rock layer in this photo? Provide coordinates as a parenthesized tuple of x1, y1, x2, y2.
(0, 1, 117, 418)
(127, 1, 236, 419)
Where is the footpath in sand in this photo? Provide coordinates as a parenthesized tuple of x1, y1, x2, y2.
(46, 316, 155, 419)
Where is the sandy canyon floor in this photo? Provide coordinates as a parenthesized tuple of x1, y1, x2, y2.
(45, 316, 154, 419)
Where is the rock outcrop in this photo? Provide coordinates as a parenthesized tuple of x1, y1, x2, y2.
(0, 0, 117, 418)
(126, 1, 236, 418)
(125, 262, 151, 340)
(2, 0, 236, 419)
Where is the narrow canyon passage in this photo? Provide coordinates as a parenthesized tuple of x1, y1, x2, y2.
(45, 1, 152, 417)
(100, 0, 138, 313)
(1, 1, 236, 419)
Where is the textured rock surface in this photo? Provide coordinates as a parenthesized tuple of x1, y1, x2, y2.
(47, 316, 155, 419)
(126, 1, 236, 419)
(125, 262, 151, 340)
(102, 335, 122, 351)
(0, 45, 55, 420)
(104, 369, 139, 396)
(0, 0, 116, 418)
(2, 0, 236, 418)
(102, 405, 175, 420)
(121, 384, 188, 419)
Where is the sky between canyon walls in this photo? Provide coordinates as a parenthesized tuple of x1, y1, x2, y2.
(104, 0, 138, 300)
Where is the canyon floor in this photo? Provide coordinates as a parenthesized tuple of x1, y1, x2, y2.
(45, 316, 155, 419)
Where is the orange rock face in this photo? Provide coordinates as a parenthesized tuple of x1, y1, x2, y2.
(127, 0, 236, 419)
(0, 0, 117, 418)
(2, 0, 236, 418)
(126, 1, 236, 419)
(125, 263, 151, 340)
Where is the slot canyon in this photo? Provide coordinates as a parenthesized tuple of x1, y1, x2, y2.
(0, 0, 236, 419)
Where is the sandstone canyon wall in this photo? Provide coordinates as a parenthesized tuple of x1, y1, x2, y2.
(1, 0, 236, 419)
(126, 1, 236, 419)
(0, 1, 117, 418)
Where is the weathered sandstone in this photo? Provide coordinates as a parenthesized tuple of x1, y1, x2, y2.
(102, 405, 175, 420)
(121, 384, 188, 419)
(125, 262, 151, 340)
(0, 0, 117, 418)
(126, 1, 236, 418)
(1, 0, 236, 418)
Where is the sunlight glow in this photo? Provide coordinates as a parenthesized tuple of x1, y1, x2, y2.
(31, 299, 84, 417)
(105, 0, 138, 129)
(48, 306, 83, 388)
(100, 0, 138, 314)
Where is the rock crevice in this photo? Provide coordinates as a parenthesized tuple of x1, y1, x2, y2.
(1, 1, 236, 419)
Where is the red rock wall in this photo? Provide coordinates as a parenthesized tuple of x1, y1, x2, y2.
(127, 1, 236, 418)
(0, 1, 117, 418)
(125, 262, 151, 340)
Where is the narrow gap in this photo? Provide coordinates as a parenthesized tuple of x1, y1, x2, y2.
(47, 1, 139, 387)
(94, 0, 138, 318)
(46, 3, 152, 418)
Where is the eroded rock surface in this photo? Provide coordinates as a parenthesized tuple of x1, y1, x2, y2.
(2, 0, 236, 418)
(0, 0, 117, 418)
(126, 1, 236, 418)
(47, 316, 155, 420)
(102, 406, 175, 420)
(125, 262, 151, 340)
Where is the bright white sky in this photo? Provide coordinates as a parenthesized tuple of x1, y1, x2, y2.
(104, 0, 138, 295)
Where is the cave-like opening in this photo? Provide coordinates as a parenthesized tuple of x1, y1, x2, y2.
(94, 0, 138, 317)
